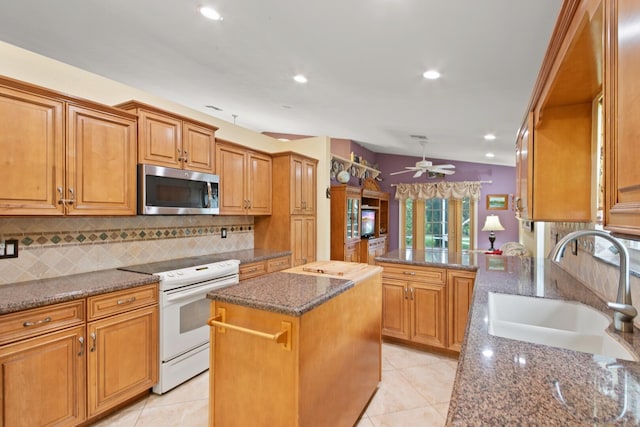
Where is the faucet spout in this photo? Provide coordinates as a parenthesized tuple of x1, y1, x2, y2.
(549, 230, 636, 332)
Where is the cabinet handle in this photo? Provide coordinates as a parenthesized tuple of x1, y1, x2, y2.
(404, 287, 409, 299)
(78, 336, 85, 356)
(117, 296, 137, 305)
(183, 150, 188, 163)
(403, 271, 416, 276)
(57, 186, 65, 206)
(23, 316, 52, 327)
(247, 200, 252, 209)
(177, 148, 183, 162)
(410, 287, 415, 300)
(244, 267, 258, 273)
(90, 332, 96, 352)
(68, 188, 75, 205)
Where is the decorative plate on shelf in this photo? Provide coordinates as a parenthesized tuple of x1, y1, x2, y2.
(337, 170, 350, 183)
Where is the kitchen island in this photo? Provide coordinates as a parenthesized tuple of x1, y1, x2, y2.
(206, 261, 382, 427)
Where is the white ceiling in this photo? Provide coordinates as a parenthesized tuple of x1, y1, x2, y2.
(0, 0, 562, 167)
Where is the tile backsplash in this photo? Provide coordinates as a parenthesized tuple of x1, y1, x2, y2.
(0, 215, 254, 285)
(549, 222, 640, 327)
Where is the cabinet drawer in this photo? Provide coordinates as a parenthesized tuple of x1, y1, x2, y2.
(379, 263, 446, 285)
(0, 300, 85, 345)
(87, 283, 158, 321)
(240, 261, 267, 281)
(267, 256, 291, 273)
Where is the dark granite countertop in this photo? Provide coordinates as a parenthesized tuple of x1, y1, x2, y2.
(207, 271, 355, 316)
(0, 248, 291, 315)
(119, 248, 291, 275)
(447, 255, 640, 426)
(375, 248, 479, 272)
(0, 269, 158, 315)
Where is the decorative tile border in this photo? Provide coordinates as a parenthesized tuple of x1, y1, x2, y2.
(5, 223, 253, 250)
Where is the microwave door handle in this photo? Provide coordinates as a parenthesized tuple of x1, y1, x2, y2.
(206, 182, 213, 208)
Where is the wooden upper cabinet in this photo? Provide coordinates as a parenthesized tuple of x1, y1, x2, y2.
(291, 155, 317, 215)
(215, 139, 272, 215)
(0, 76, 137, 216)
(66, 104, 137, 215)
(0, 83, 64, 215)
(115, 100, 217, 173)
(516, 0, 602, 222)
(604, 0, 640, 236)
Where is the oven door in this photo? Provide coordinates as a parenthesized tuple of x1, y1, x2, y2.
(161, 276, 237, 361)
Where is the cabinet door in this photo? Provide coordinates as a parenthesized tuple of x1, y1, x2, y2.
(183, 121, 215, 173)
(87, 306, 158, 417)
(345, 240, 360, 262)
(291, 215, 316, 266)
(137, 109, 182, 168)
(0, 86, 64, 215)
(67, 105, 137, 215)
(447, 271, 476, 352)
(216, 143, 246, 214)
(605, 0, 640, 235)
(381, 278, 410, 340)
(515, 113, 533, 220)
(410, 282, 446, 348)
(0, 326, 86, 426)
(247, 150, 272, 215)
(291, 157, 317, 215)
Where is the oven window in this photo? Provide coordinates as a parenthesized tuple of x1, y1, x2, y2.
(180, 297, 210, 334)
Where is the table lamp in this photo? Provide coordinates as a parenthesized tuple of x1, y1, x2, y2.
(482, 215, 504, 251)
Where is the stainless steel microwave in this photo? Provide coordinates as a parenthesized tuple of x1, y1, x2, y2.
(138, 164, 219, 215)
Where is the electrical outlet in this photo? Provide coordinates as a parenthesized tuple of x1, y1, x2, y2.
(0, 239, 18, 259)
(221, 228, 227, 238)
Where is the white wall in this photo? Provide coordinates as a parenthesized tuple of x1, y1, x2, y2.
(0, 41, 331, 260)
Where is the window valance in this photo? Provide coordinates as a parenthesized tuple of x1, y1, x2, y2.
(394, 181, 483, 201)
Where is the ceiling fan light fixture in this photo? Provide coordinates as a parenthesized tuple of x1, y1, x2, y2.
(422, 70, 441, 80)
(199, 6, 223, 21)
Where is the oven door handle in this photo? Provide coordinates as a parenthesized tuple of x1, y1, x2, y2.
(166, 279, 238, 303)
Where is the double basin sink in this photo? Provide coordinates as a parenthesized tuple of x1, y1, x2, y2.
(488, 292, 637, 361)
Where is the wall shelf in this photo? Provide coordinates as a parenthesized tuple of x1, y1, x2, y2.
(330, 154, 380, 179)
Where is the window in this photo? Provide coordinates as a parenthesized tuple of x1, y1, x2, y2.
(401, 197, 475, 252)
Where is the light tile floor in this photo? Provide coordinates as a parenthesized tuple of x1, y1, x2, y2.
(93, 342, 457, 427)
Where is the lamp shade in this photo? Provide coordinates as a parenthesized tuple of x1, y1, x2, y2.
(482, 215, 505, 232)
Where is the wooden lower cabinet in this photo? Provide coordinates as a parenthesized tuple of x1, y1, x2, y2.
(240, 256, 292, 281)
(0, 284, 159, 426)
(360, 237, 387, 265)
(447, 270, 476, 352)
(344, 240, 360, 263)
(379, 262, 475, 352)
(291, 216, 316, 266)
(87, 305, 158, 417)
(0, 326, 86, 427)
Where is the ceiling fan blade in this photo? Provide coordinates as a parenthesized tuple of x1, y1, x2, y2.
(413, 170, 424, 178)
(430, 168, 455, 175)
(389, 169, 416, 176)
(432, 164, 455, 169)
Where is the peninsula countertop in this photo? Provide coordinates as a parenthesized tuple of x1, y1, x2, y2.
(445, 254, 640, 425)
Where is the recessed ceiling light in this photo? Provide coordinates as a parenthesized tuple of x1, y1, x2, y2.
(293, 74, 308, 84)
(199, 6, 223, 21)
(484, 133, 497, 141)
(278, 138, 290, 142)
(485, 152, 496, 158)
(422, 70, 441, 80)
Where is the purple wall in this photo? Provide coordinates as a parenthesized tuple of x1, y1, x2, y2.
(331, 151, 518, 251)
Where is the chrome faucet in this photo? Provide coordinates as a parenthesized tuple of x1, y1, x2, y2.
(550, 230, 637, 333)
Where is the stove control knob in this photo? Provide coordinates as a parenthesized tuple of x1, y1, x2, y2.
(167, 272, 174, 277)
(177, 271, 184, 276)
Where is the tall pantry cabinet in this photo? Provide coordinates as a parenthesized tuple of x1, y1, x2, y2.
(254, 152, 317, 266)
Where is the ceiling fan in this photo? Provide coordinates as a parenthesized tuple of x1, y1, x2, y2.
(389, 141, 456, 178)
